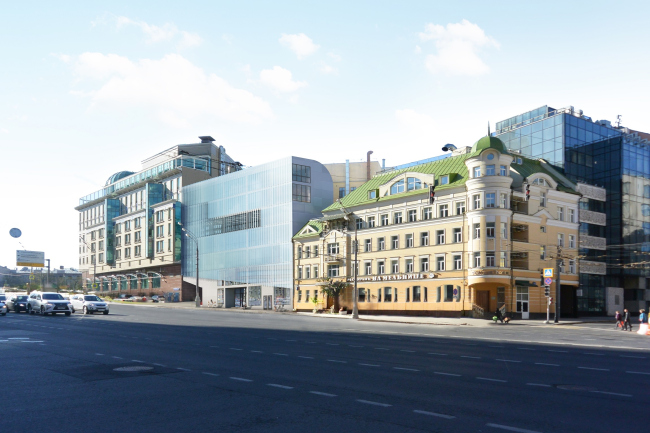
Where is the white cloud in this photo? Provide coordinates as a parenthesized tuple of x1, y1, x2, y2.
(418, 19, 499, 76)
(327, 52, 342, 62)
(114, 16, 202, 48)
(51, 53, 71, 63)
(319, 63, 338, 75)
(259, 66, 307, 93)
(414, 45, 421, 54)
(395, 109, 436, 144)
(279, 33, 320, 58)
(222, 34, 234, 44)
(70, 53, 272, 125)
(0, 128, 8, 134)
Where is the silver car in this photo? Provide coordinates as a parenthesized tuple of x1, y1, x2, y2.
(70, 295, 109, 315)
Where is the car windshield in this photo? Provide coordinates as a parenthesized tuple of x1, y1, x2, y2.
(0, 296, 6, 301)
(42, 294, 64, 300)
(84, 296, 102, 302)
(16, 296, 28, 301)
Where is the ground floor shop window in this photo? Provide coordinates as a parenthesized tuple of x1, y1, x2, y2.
(358, 288, 366, 302)
(384, 287, 392, 302)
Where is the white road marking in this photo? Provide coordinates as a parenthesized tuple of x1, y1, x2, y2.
(461, 356, 481, 359)
(359, 363, 380, 367)
(356, 399, 391, 407)
(229, 348, 243, 351)
(327, 359, 347, 363)
(274, 353, 288, 356)
(578, 367, 609, 371)
(306, 341, 317, 344)
(517, 348, 536, 351)
(267, 384, 293, 389)
(251, 350, 263, 353)
(375, 348, 389, 350)
(202, 372, 219, 377)
(526, 383, 551, 387)
(349, 345, 364, 348)
(8, 338, 29, 340)
(298, 356, 314, 359)
(477, 377, 507, 383)
(286, 340, 297, 342)
(626, 371, 650, 375)
(429, 352, 448, 356)
(590, 391, 632, 397)
(413, 410, 455, 419)
(584, 353, 604, 356)
(621, 355, 645, 359)
(496, 359, 521, 363)
(435, 372, 461, 377)
(394, 367, 419, 372)
(486, 423, 541, 433)
(326, 343, 339, 346)
(95, 353, 104, 356)
(153, 363, 166, 367)
(230, 377, 253, 382)
(112, 356, 123, 359)
(548, 350, 568, 353)
(535, 363, 559, 367)
(400, 350, 415, 353)
(177, 368, 191, 371)
(132, 360, 145, 363)
(310, 391, 337, 397)
(21, 341, 44, 343)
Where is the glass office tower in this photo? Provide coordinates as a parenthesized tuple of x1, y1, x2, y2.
(495, 106, 650, 315)
(182, 156, 333, 310)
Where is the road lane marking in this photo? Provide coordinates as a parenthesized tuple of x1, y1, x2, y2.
(477, 377, 507, 383)
(8, 338, 29, 340)
(327, 359, 347, 363)
(356, 399, 391, 407)
(112, 356, 123, 359)
(590, 391, 632, 397)
(153, 363, 166, 367)
(21, 341, 44, 343)
(310, 391, 336, 397)
(349, 345, 364, 348)
(326, 343, 339, 346)
(274, 353, 288, 356)
(230, 377, 253, 382)
(202, 372, 219, 377)
(461, 356, 481, 359)
(584, 353, 604, 356)
(229, 348, 243, 351)
(621, 355, 645, 359)
(535, 363, 559, 367)
(359, 363, 380, 367)
(526, 383, 551, 387)
(177, 368, 191, 371)
(285, 340, 297, 342)
(496, 359, 521, 363)
(578, 367, 609, 371)
(251, 350, 263, 353)
(95, 353, 104, 356)
(413, 410, 455, 419)
(517, 348, 536, 351)
(626, 371, 650, 375)
(400, 350, 415, 353)
(132, 360, 145, 363)
(429, 352, 448, 356)
(435, 372, 461, 377)
(306, 341, 317, 344)
(375, 348, 389, 350)
(267, 384, 293, 389)
(548, 350, 568, 353)
(486, 423, 541, 433)
(394, 367, 419, 372)
(298, 356, 314, 359)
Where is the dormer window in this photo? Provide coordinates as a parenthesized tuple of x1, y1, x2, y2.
(368, 190, 377, 199)
(390, 179, 405, 194)
(390, 177, 426, 195)
(440, 175, 449, 185)
(517, 157, 522, 164)
(532, 178, 549, 187)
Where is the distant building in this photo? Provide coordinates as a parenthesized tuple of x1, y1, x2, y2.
(324, 158, 382, 202)
(75, 136, 241, 300)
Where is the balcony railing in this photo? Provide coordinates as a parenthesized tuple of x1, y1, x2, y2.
(324, 254, 342, 263)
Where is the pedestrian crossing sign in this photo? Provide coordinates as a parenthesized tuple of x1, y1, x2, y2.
(543, 268, 553, 277)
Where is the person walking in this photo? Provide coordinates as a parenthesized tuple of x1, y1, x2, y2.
(495, 308, 504, 324)
(623, 308, 632, 331)
(615, 311, 623, 329)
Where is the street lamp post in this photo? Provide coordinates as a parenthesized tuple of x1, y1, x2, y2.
(337, 200, 359, 320)
(79, 235, 96, 293)
(181, 227, 201, 308)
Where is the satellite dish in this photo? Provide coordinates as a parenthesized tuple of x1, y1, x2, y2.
(9, 228, 22, 238)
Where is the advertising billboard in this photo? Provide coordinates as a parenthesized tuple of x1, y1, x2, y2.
(16, 250, 45, 267)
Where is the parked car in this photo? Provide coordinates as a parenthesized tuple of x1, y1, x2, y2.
(70, 295, 109, 315)
(6, 295, 29, 313)
(0, 300, 6, 316)
(27, 291, 72, 316)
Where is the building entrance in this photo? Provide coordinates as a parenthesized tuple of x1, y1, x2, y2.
(235, 287, 246, 308)
(476, 290, 490, 314)
(516, 287, 529, 319)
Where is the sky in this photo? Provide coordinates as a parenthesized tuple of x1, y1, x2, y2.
(1, 0, 649, 270)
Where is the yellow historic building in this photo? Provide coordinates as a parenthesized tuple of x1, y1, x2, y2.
(292, 135, 581, 319)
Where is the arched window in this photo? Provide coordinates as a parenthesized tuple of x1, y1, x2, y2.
(390, 177, 426, 195)
(390, 179, 405, 194)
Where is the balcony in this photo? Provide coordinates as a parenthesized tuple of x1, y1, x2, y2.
(324, 254, 342, 263)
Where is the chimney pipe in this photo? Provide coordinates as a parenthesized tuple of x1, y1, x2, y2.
(367, 151, 373, 181)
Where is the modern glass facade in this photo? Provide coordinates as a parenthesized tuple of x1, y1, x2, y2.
(182, 156, 333, 308)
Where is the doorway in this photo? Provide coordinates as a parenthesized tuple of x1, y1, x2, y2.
(234, 287, 246, 308)
(516, 287, 529, 319)
(476, 290, 490, 313)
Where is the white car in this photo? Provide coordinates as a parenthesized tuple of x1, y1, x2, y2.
(70, 295, 109, 315)
(0, 300, 6, 316)
(27, 292, 72, 316)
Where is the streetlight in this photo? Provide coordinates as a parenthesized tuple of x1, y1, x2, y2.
(79, 235, 96, 293)
(180, 225, 201, 308)
(337, 200, 359, 320)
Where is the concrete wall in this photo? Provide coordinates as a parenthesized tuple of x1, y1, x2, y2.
(606, 287, 624, 316)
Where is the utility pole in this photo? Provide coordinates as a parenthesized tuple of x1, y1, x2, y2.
(337, 199, 359, 320)
(554, 246, 562, 323)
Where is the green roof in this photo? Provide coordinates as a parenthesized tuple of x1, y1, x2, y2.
(292, 220, 324, 240)
(470, 136, 509, 156)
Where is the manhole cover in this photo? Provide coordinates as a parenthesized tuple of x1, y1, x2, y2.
(556, 385, 597, 391)
(113, 366, 154, 372)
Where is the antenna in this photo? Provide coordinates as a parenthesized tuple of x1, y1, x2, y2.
(616, 115, 622, 128)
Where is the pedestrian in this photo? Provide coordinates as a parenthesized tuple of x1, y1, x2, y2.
(638, 309, 649, 335)
(640, 309, 648, 324)
(623, 308, 632, 332)
(495, 308, 504, 324)
(615, 311, 623, 329)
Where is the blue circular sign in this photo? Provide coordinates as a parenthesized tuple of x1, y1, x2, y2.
(544, 277, 553, 285)
(9, 228, 21, 238)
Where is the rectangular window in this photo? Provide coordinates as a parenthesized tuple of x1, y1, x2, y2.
(500, 222, 507, 239)
(367, 216, 376, 228)
(436, 230, 445, 245)
(486, 165, 495, 176)
(298, 290, 302, 303)
(168, 223, 171, 236)
(540, 246, 546, 260)
(500, 193, 507, 208)
(297, 246, 303, 259)
(355, 218, 363, 230)
(500, 165, 507, 176)
(444, 285, 454, 302)
(569, 259, 576, 274)
(134, 218, 141, 229)
(485, 193, 496, 208)
(99, 240, 104, 251)
(115, 237, 121, 247)
(378, 237, 385, 250)
(422, 208, 432, 220)
(436, 256, 445, 271)
(116, 249, 122, 260)
(440, 175, 449, 185)
(439, 204, 449, 217)
(569, 209, 575, 223)
(292, 163, 311, 183)
(454, 227, 462, 243)
(125, 234, 131, 245)
(391, 236, 399, 249)
(408, 210, 417, 222)
(305, 266, 311, 279)
(454, 254, 462, 270)
(456, 201, 465, 215)
(405, 234, 413, 248)
(305, 290, 310, 302)
(558, 207, 564, 221)
(378, 261, 385, 274)
(540, 193, 546, 207)
(167, 239, 171, 252)
(98, 254, 103, 263)
(358, 288, 366, 302)
(540, 226, 546, 233)
(486, 222, 495, 238)
(413, 286, 421, 302)
(394, 212, 403, 224)
(420, 232, 429, 246)
(381, 214, 388, 226)
(327, 243, 339, 255)
(313, 265, 319, 278)
(499, 252, 507, 267)
(473, 167, 481, 177)
(420, 257, 429, 272)
(384, 287, 392, 302)
(297, 266, 303, 279)
(305, 247, 310, 258)
(486, 252, 495, 267)
(339, 187, 346, 199)
(473, 223, 480, 239)
(569, 234, 575, 248)
(473, 194, 481, 210)
(364, 239, 372, 252)
(313, 246, 319, 257)
(365, 262, 372, 275)
(474, 252, 481, 268)
(391, 260, 399, 274)
(406, 259, 414, 273)
(368, 190, 377, 199)
(558, 233, 565, 247)
(327, 265, 339, 277)
(292, 184, 311, 202)
(135, 245, 141, 257)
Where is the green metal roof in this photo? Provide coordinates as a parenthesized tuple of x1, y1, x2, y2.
(292, 220, 324, 240)
(470, 136, 509, 156)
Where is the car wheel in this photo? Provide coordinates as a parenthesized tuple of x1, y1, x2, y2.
(70, 307, 75, 313)
(40, 306, 46, 316)
(103, 311, 109, 315)
(65, 312, 71, 316)
(27, 305, 33, 315)
(83, 306, 88, 315)
(1, 313, 5, 316)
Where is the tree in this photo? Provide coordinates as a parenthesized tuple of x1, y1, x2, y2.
(320, 280, 350, 312)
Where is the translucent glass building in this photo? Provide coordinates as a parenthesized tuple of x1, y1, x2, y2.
(182, 156, 333, 309)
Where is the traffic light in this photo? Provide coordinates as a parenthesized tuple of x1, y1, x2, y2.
(549, 297, 553, 305)
(525, 184, 530, 201)
(429, 185, 436, 205)
(544, 286, 550, 297)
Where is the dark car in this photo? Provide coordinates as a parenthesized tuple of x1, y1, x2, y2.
(7, 295, 29, 313)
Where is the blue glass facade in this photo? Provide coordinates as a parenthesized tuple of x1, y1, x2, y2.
(182, 156, 333, 308)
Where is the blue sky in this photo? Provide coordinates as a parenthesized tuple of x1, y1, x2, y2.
(1, 0, 649, 269)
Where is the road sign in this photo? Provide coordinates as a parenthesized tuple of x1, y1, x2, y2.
(29, 274, 34, 280)
(544, 277, 553, 285)
(17, 250, 45, 267)
(92, 283, 98, 289)
(9, 228, 22, 238)
(543, 268, 553, 277)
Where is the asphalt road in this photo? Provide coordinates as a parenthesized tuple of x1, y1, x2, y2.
(1, 305, 648, 433)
